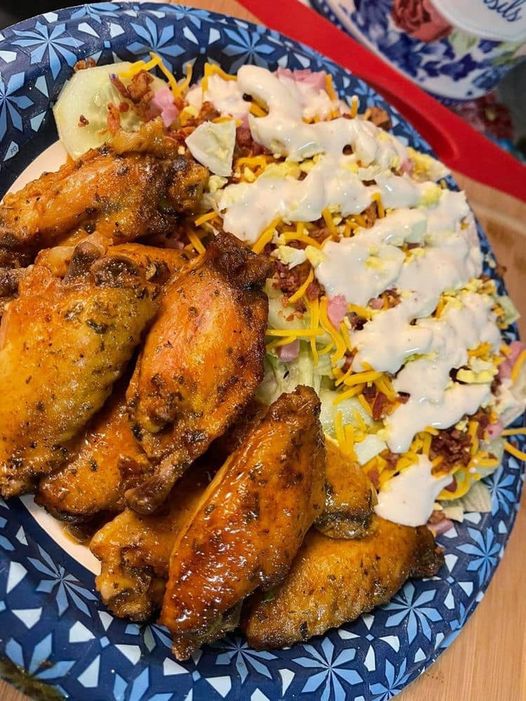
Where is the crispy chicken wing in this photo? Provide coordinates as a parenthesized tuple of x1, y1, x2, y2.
(160, 386, 326, 660)
(0, 242, 158, 497)
(35, 244, 187, 520)
(244, 516, 444, 649)
(315, 440, 376, 539)
(90, 460, 216, 622)
(0, 124, 208, 266)
(36, 383, 149, 522)
(125, 232, 272, 514)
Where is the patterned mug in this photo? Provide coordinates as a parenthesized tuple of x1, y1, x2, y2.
(311, 0, 526, 101)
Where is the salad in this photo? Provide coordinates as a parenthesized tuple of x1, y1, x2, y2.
(53, 53, 526, 532)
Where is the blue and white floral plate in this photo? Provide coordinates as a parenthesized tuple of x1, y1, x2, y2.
(0, 4, 524, 700)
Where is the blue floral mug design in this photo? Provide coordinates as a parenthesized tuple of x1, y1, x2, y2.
(311, 0, 526, 101)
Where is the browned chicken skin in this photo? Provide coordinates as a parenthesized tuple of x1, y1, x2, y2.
(36, 382, 150, 523)
(90, 460, 216, 622)
(243, 516, 444, 649)
(35, 244, 188, 522)
(315, 440, 377, 539)
(0, 242, 158, 497)
(0, 120, 208, 267)
(160, 386, 326, 660)
(125, 232, 272, 514)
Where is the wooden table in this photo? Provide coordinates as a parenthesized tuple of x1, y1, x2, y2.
(2, 1, 525, 698)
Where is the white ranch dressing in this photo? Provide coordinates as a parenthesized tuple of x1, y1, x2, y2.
(237, 65, 406, 166)
(186, 74, 249, 120)
(374, 455, 453, 527)
(219, 155, 373, 243)
(384, 293, 500, 452)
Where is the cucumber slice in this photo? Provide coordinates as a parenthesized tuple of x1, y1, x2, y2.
(53, 62, 164, 159)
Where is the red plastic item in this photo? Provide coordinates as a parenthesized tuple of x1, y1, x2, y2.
(237, 0, 526, 202)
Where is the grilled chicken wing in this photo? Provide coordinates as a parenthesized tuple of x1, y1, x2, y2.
(0, 124, 208, 266)
(244, 516, 443, 649)
(160, 386, 326, 660)
(0, 242, 158, 497)
(315, 440, 376, 539)
(125, 232, 272, 514)
(90, 460, 216, 622)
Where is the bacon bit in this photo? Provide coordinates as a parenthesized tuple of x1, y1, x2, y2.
(348, 312, 367, 330)
(443, 477, 458, 493)
(372, 391, 389, 421)
(430, 429, 471, 470)
(367, 468, 380, 489)
(128, 70, 154, 102)
(327, 295, 347, 328)
(366, 106, 392, 131)
(369, 297, 383, 310)
(78, 114, 89, 127)
(275, 260, 310, 296)
(74, 58, 96, 72)
(427, 511, 453, 536)
(119, 102, 129, 113)
(306, 278, 323, 301)
(106, 103, 121, 134)
(277, 339, 300, 362)
(110, 73, 131, 100)
(235, 125, 268, 158)
(361, 202, 378, 228)
(398, 392, 410, 404)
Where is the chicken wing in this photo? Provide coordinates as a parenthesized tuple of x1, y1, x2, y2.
(125, 232, 272, 514)
(0, 123, 208, 266)
(243, 516, 444, 649)
(0, 242, 158, 497)
(315, 440, 376, 539)
(90, 459, 216, 622)
(160, 386, 326, 660)
(36, 382, 149, 523)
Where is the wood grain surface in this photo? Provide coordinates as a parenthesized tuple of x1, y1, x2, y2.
(1, 1, 525, 699)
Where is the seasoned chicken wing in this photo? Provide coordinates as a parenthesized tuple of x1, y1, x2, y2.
(244, 516, 444, 649)
(315, 440, 376, 539)
(0, 242, 158, 497)
(36, 383, 149, 523)
(125, 232, 272, 513)
(90, 459, 216, 622)
(0, 124, 208, 266)
(160, 386, 326, 660)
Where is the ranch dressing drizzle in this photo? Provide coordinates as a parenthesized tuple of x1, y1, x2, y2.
(237, 65, 407, 165)
(374, 455, 453, 527)
(213, 66, 435, 242)
(385, 292, 501, 452)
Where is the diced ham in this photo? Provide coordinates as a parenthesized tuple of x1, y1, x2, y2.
(486, 420, 503, 439)
(151, 87, 179, 127)
(499, 341, 526, 380)
(327, 295, 347, 328)
(277, 339, 300, 362)
(276, 67, 327, 91)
